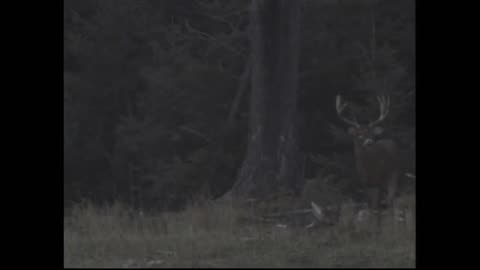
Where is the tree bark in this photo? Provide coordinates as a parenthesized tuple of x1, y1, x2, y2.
(232, 0, 302, 199)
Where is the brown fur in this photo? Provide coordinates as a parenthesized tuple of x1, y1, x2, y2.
(352, 135, 399, 210)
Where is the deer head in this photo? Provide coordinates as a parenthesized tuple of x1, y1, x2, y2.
(336, 95, 390, 148)
(335, 95, 399, 216)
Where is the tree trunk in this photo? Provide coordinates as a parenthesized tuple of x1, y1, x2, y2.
(232, 0, 302, 199)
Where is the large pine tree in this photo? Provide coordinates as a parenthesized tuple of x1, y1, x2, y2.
(232, 0, 303, 199)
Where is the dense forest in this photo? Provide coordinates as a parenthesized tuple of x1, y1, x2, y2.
(64, 0, 415, 211)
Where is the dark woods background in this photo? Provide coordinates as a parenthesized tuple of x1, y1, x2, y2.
(64, 0, 415, 211)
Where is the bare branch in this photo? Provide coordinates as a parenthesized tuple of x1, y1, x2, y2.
(311, 201, 325, 222)
(178, 126, 212, 144)
(184, 19, 246, 57)
(185, 19, 216, 40)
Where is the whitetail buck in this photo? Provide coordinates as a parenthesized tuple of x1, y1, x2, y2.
(335, 95, 400, 225)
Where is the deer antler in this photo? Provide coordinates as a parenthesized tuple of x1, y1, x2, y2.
(368, 95, 390, 127)
(336, 95, 360, 127)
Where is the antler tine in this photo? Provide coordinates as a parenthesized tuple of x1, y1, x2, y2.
(381, 95, 390, 118)
(336, 95, 360, 127)
(384, 95, 390, 117)
(369, 95, 391, 127)
(335, 95, 346, 113)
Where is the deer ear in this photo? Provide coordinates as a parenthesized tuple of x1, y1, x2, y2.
(372, 126, 384, 135)
(348, 127, 356, 135)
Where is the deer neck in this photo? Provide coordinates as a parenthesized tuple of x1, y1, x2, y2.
(353, 140, 375, 161)
(353, 140, 365, 156)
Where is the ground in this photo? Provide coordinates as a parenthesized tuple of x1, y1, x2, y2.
(64, 196, 415, 268)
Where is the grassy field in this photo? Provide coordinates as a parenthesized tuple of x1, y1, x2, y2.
(64, 196, 415, 268)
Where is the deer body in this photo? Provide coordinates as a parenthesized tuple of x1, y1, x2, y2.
(353, 138, 399, 209)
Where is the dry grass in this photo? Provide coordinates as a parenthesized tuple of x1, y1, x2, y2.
(64, 195, 415, 268)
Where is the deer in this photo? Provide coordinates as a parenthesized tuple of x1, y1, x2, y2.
(335, 95, 400, 228)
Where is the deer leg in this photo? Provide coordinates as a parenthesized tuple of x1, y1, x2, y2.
(386, 172, 399, 208)
(387, 172, 402, 230)
(375, 188, 384, 233)
(366, 187, 382, 232)
(368, 187, 380, 210)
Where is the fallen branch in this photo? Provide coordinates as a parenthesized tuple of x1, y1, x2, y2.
(261, 209, 312, 219)
(405, 173, 416, 179)
(237, 215, 278, 224)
